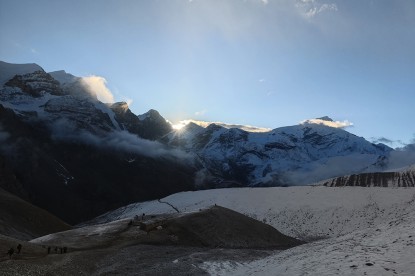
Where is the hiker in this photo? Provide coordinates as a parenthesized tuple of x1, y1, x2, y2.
(7, 247, 14, 259)
(63, 247, 67, 253)
(60, 247, 63, 254)
(17, 244, 22, 254)
(142, 213, 145, 221)
(128, 220, 133, 226)
(54, 247, 58, 253)
(47, 246, 51, 254)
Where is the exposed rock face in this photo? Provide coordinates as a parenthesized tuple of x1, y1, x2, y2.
(321, 168, 415, 187)
(5, 70, 63, 97)
(110, 103, 172, 140)
(44, 96, 117, 133)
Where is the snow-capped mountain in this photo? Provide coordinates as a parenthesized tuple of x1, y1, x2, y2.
(0, 62, 171, 138)
(0, 61, 194, 224)
(166, 119, 392, 187)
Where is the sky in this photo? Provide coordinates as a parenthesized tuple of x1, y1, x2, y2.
(0, 0, 414, 146)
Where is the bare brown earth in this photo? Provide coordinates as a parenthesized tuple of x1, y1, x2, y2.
(0, 188, 70, 240)
(0, 206, 301, 275)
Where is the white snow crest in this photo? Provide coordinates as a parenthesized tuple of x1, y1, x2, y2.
(301, 118, 353, 129)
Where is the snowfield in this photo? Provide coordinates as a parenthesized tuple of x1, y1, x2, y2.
(93, 186, 415, 275)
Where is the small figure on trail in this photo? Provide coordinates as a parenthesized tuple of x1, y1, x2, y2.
(63, 247, 67, 253)
(54, 247, 58, 253)
(59, 247, 63, 254)
(7, 247, 14, 259)
(134, 215, 139, 221)
(142, 213, 145, 221)
(17, 244, 22, 254)
(128, 220, 133, 226)
(47, 246, 51, 254)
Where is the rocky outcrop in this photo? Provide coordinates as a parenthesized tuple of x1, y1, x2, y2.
(110, 103, 172, 140)
(321, 169, 415, 187)
(5, 70, 63, 97)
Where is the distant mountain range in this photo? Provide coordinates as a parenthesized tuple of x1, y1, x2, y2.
(165, 118, 392, 187)
(0, 60, 412, 223)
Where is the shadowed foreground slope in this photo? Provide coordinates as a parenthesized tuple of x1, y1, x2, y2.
(0, 188, 70, 240)
(149, 205, 303, 249)
(0, 206, 300, 275)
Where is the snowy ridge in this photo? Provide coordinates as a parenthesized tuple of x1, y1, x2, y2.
(92, 186, 415, 275)
(93, 186, 415, 240)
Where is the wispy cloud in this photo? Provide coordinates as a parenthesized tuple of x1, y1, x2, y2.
(80, 75, 115, 103)
(370, 137, 405, 147)
(50, 119, 192, 161)
(301, 118, 353, 128)
(386, 143, 415, 170)
(296, 0, 338, 18)
(194, 109, 207, 116)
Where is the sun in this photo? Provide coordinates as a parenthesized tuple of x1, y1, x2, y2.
(171, 120, 190, 130)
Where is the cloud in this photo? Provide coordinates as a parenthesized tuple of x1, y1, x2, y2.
(261, 0, 269, 5)
(301, 118, 353, 128)
(174, 119, 271, 133)
(370, 137, 405, 148)
(123, 98, 133, 107)
(296, 0, 338, 18)
(49, 118, 192, 161)
(281, 153, 381, 185)
(80, 75, 115, 103)
(194, 109, 207, 116)
(385, 144, 415, 171)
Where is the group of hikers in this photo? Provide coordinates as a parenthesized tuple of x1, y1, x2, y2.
(47, 246, 68, 254)
(6, 243, 69, 260)
(6, 244, 22, 259)
(128, 213, 146, 226)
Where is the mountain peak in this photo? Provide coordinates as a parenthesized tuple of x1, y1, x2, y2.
(316, 116, 333, 122)
(48, 70, 78, 85)
(0, 61, 44, 85)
